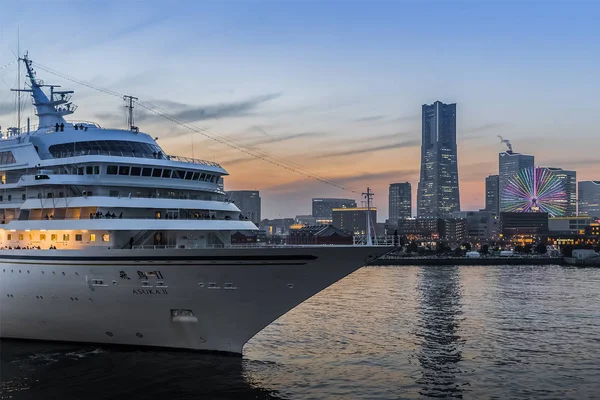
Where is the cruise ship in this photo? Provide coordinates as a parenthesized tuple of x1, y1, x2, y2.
(0, 56, 391, 354)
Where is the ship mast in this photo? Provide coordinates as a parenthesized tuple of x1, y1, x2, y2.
(17, 29, 20, 133)
(363, 187, 374, 246)
(123, 95, 139, 132)
(12, 54, 76, 131)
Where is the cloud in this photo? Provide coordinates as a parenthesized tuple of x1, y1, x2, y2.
(94, 93, 282, 130)
(264, 169, 420, 194)
(245, 131, 321, 147)
(221, 156, 257, 167)
(73, 15, 169, 50)
(137, 93, 282, 126)
(354, 115, 388, 122)
(542, 158, 600, 168)
(392, 114, 420, 122)
(313, 139, 420, 158)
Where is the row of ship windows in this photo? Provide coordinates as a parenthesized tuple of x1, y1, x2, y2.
(106, 165, 218, 183)
(4, 233, 110, 242)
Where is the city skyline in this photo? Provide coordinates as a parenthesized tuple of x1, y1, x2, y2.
(0, 1, 599, 220)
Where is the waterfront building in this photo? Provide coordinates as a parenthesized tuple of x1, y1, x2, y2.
(499, 151, 534, 212)
(332, 207, 377, 236)
(259, 218, 295, 236)
(312, 198, 357, 223)
(545, 167, 577, 216)
(397, 218, 439, 238)
(417, 101, 460, 217)
(578, 181, 600, 218)
(548, 216, 593, 235)
(287, 225, 353, 245)
(397, 217, 466, 244)
(500, 212, 549, 237)
(452, 210, 499, 241)
(485, 175, 499, 214)
(388, 182, 412, 224)
(226, 190, 261, 225)
(295, 214, 318, 225)
(440, 218, 467, 243)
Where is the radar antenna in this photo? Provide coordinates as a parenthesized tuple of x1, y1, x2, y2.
(123, 95, 139, 133)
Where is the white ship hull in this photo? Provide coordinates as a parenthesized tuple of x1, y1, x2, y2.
(0, 246, 389, 354)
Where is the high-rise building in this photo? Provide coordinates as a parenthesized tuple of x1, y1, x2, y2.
(312, 198, 356, 221)
(332, 207, 377, 235)
(388, 182, 412, 224)
(498, 151, 534, 212)
(226, 190, 261, 225)
(545, 167, 577, 217)
(578, 181, 600, 218)
(485, 175, 499, 214)
(417, 101, 460, 217)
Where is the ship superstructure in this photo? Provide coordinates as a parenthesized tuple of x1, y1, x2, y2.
(0, 56, 390, 353)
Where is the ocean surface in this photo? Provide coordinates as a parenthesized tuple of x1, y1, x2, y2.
(2, 265, 600, 399)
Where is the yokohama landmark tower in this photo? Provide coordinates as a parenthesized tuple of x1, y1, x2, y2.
(417, 101, 461, 217)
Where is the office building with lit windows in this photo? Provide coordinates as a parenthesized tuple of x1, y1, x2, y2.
(485, 175, 499, 214)
(388, 182, 411, 224)
(578, 181, 600, 218)
(417, 101, 460, 217)
(312, 198, 356, 222)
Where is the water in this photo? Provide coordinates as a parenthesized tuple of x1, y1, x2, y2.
(2, 265, 600, 399)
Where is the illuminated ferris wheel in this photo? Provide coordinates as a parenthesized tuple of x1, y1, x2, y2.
(501, 167, 566, 217)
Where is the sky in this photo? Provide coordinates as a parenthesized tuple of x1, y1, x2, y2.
(0, 1, 599, 221)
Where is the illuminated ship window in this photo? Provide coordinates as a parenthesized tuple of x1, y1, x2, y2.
(49, 140, 163, 159)
(0, 151, 16, 165)
(90, 234, 96, 242)
(102, 234, 110, 242)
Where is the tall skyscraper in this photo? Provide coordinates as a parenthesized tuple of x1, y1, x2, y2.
(498, 151, 534, 212)
(578, 181, 600, 218)
(417, 101, 460, 217)
(226, 190, 261, 225)
(312, 198, 356, 221)
(388, 182, 411, 224)
(485, 175, 499, 214)
(545, 167, 577, 217)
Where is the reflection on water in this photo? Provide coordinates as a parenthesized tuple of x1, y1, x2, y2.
(415, 266, 465, 398)
(3, 265, 600, 399)
(0, 341, 280, 400)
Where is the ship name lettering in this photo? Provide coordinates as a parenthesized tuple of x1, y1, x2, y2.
(132, 289, 168, 295)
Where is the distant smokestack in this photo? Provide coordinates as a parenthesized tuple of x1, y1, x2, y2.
(497, 135, 513, 153)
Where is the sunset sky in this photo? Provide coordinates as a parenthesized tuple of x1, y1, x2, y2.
(1, 1, 598, 220)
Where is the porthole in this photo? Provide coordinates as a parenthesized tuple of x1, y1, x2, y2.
(106, 332, 114, 337)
